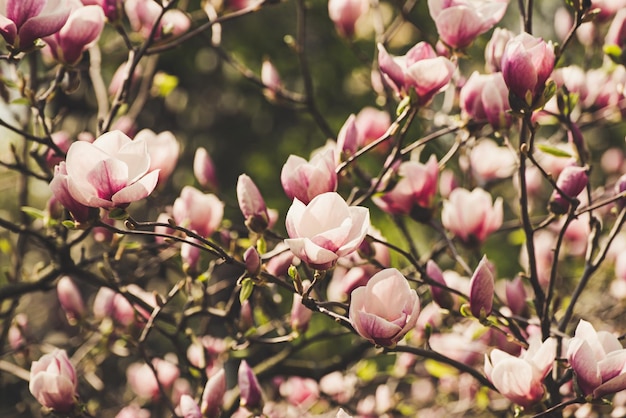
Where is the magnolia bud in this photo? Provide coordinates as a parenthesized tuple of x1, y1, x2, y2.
(549, 166, 588, 214)
(469, 255, 494, 318)
(237, 174, 269, 233)
(201, 369, 226, 418)
(57, 276, 84, 324)
(426, 260, 453, 310)
(238, 360, 264, 410)
(193, 147, 219, 191)
(244, 246, 261, 277)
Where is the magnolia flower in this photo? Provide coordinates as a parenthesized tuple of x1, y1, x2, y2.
(501, 33, 555, 106)
(43, 2, 104, 66)
(441, 187, 503, 245)
(57, 276, 84, 323)
(467, 139, 516, 184)
(124, 0, 190, 39)
(281, 148, 338, 205)
(193, 147, 218, 191)
(328, 0, 368, 38)
(567, 319, 626, 399)
(172, 186, 224, 238)
(460, 72, 512, 130)
(468, 255, 494, 318)
(0, 0, 71, 52)
(285, 192, 370, 270)
(29, 349, 78, 412)
(238, 360, 263, 409)
(58, 130, 159, 209)
(201, 369, 226, 418)
(374, 155, 439, 220)
(135, 129, 180, 185)
(237, 174, 269, 233)
(349, 268, 420, 347)
(428, 0, 509, 49)
(49, 162, 93, 223)
(484, 27, 514, 73)
(548, 165, 588, 214)
(354, 107, 391, 149)
(485, 337, 557, 407)
(179, 395, 201, 418)
(377, 42, 455, 104)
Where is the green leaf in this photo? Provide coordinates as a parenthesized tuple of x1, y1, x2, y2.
(356, 360, 378, 382)
(10, 97, 30, 105)
(62, 220, 77, 229)
(239, 277, 254, 303)
(537, 144, 573, 158)
(153, 72, 178, 97)
(21, 206, 45, 220)
(257, 236, 266, 255)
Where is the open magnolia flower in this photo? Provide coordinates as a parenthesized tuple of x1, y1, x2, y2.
(349, 268, 420, 347)
(285, 192, 370, 270)
(55, 130, 160, 209)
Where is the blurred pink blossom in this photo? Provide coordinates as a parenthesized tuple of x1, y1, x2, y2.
(173, 186, 224, 238)
(328, 0, 368, 38)
(193, 147, 219, 191)
(135, 129, 180, 185)
(441, 187, 503, 245)
(29, 349, 78, 412)
(281, 148, 337, 205)
(460, 72, 512, 130)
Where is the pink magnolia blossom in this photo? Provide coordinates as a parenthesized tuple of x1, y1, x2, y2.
(505, 276, 527, 316)
(0, 0, 71, 52)
(354, 106, 391, 149)
(501, 33, 555, 105)
(290, 291, 313, 334)
(484, 336, 557, 408)
(441, 187, 503, 244)
(172, 186, 224, 238)
(126, 357, 180, 400)
(328, 0, 368, 38)
(193, 147, 218, 191)
(336, 114, 359, 159)
(57, 276, 84, 323)
(549, 165, 588, 214)
(45, 131, 72, 169)
(592, 0, 626, 22)
(124, 0, 190, 40)
(8, 313, 27, 351)
(460, 72, 512, 130)
(427, 0, 508, 49)
(135, 129, 180, 185)
(29, 349, 78, 412)
(377, 42, 455, 104)
(468, 255, 494, 318)
(201, 369, 226, 418)
(349, 268, 420, 347)
(285, 192, 370, 270)
(467, 139, 516, 184)
(373, 155, 439, 220)
(281, 148, 338, 205)
(261, 59, 282, 100)
(60, 130, 159, 209)
(43, 2, 104, 66)
(178, 395, 201, 418)
(238, 360, 263, 409)
(426, 260, 453, 309)
(237, 174, 269, 233)
(484, 27, 514, 73)
(567, 320, 626, 399)
(49, 162, 93, 223)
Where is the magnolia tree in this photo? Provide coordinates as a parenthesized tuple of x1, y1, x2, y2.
(2, 0, 626, 417)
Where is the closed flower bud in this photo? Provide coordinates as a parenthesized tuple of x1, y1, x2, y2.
(336, 114, 359, 159)
(426, 260, 453, 310)
(238, 360, 263, 410)
(237, 174, 269, 233)
(290, 291, 313, 334)
(261, 59, 282, 100)
(201, 369, 226, 418)
(349, 268, 420, 347)
(178, 394, 201, 418)
(501, 33, 555, 107)
(8, 313, 27, 351)
(57, 276, 84, 324)
(29, 349, 78, 412)
(468, 255, 494, 318)
(549, 166, 588, 214)
(193, 147, 219, 191)
(244, 246, 261, 277)
(505, 276, 527, 316)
